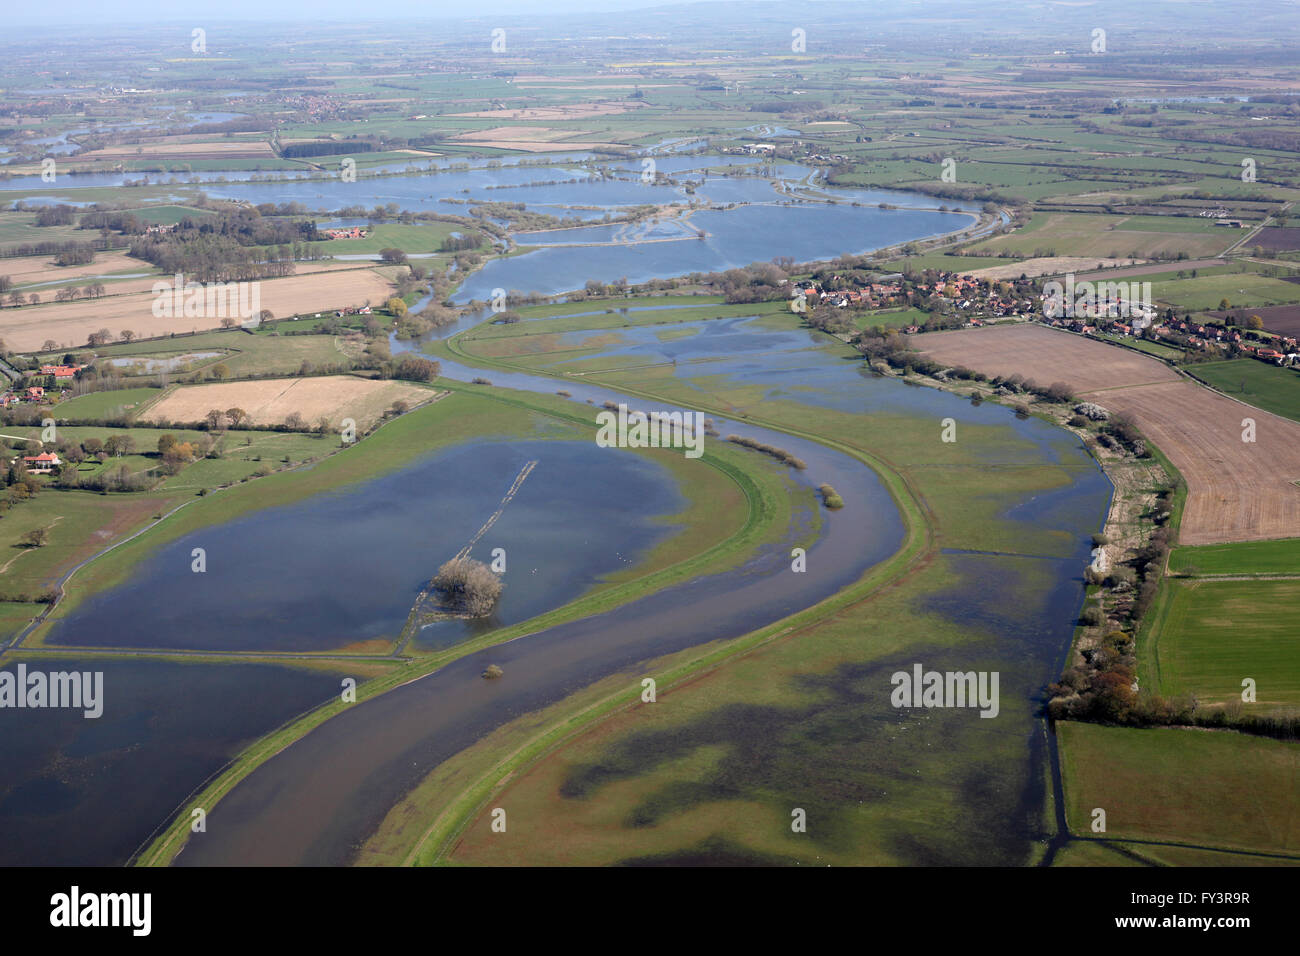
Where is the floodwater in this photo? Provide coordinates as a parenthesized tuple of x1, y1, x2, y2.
(45, 440, 689, 654)
(174, 309, 1108, 865)
(0, 151, 1097, 865)
(0, 657, 346, 865)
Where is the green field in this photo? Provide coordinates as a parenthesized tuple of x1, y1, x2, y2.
(1153, 273, 1300, 311)
(1143, 578, 1300, 707)
(968, 212, 1235, 259)
(1058, 722, 1300, 859)
(1170, 537, 1300, 576)
(54, 387, 165, 420)
(313, 221, 475, 255)
(1186, 358, 1300, 422)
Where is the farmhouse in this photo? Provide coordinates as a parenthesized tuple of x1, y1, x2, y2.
(23, 452, 61, 473)
(39, 364, 82, 379)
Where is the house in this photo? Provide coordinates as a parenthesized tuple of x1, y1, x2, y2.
(39, 364, 80, 379)
(25, 386, 45, 401)
(23, 452, 61, 474)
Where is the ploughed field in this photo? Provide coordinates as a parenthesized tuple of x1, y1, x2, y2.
(139, 376, 436, 430)
(0, 267, 395, 351)
(913, 324, 1300, 546)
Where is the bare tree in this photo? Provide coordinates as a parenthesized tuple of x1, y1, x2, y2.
(431, 558, 503, 617)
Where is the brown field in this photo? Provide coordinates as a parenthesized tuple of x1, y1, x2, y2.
(1252, 227, 1300, 253)
(0, 267, 394, 351)
(1211, 305, 1300, 338)
(1073, 258, 1224, 281)
(448, 103, 637, 120)
(451, 126, 626, 152)
(0, 251, 147, 285)
(964, 256, 1144, 281)
(140, 376, 436, 430)
(77, 137, 276, 161)
(453, 138, 627, 153)
(914, 323, 1300, 545)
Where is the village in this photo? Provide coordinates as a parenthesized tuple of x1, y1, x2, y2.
(785, 266, 1299, 368)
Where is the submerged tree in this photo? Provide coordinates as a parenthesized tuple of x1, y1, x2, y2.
(432, 557, 503, 617)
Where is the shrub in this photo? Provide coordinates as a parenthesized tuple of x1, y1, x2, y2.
(817, 484, 844, 509)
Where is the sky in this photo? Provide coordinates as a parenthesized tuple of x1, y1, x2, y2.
(5, 0, 724, 24)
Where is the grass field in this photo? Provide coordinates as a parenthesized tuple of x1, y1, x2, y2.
(1142, 578, 1300, 708)
(76, 331, 362, 379)
(1057, 722, 1300, 859)
(967, 212, 1235, 260)
(1169, 537, 1300, 576)
(1153, 273, 1300, 312)
(54, 387, 165, 420)
(1187, 358, 1300, 422)
(311, 221, 475, 255)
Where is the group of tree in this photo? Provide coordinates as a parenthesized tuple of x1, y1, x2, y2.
(431, 557, 503, 617)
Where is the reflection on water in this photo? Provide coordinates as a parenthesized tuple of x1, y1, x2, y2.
(46, 440, 685, 654)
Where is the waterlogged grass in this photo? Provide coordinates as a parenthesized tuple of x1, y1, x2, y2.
(462, 299, 788, 342)
(1057, 722, 1300, 859)
(353, 308, 1103, 865)
(434, 549, 1061, 866)
(0, 602, 44, 644)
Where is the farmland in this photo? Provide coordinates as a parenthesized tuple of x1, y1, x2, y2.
(0, 266, 396, 351)
(914, 324, 1300, 545)
(138, 376, 436, 430)
(4, 0, 1300, 882)
(1187, 358, 1300, 421)
(966, 212, 1239, 260)
(1058, 722, 1300, 861)
(1142, 578, 1300, 708)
